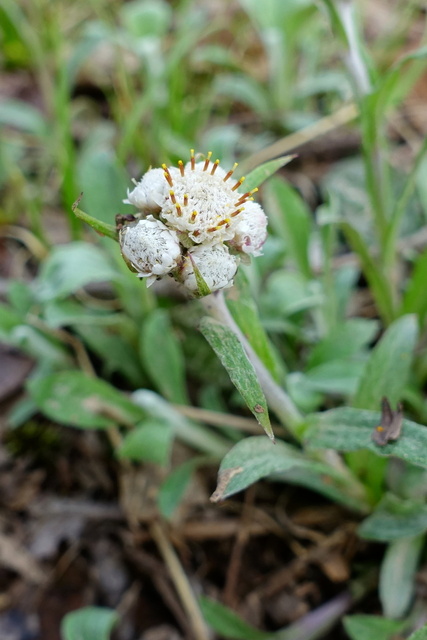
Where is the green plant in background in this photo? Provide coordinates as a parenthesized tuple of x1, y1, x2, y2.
(2, 0, 427, 639)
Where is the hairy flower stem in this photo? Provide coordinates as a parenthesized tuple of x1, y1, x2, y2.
(202, 291, 304, 437)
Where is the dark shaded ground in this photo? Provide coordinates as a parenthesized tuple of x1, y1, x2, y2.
(0, 402, 386, 640)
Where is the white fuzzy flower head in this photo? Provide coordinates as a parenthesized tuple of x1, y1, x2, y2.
(158, 150, 260, 245)
(122, 151, 269, 295)
(119, 215, 181, 286)
(180, 242, 239, 294)
(124, 168, 171, 213)
(228, 201, 268, 256)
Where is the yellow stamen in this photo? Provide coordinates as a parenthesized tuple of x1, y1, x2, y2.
(210, 159, 220, 175)
(230, 208, 244, 217)
(190, 210, 198, 222)
(175, 203, 182, 217)
(217, 218, 230, 227)
(169, 190, 176, 204)
(163, 168, 173, 187)
(190, 149, 195, 170)
(207, 226, 219, 233)
(223, 163, 238, 182)
(178, 160, 185, 177)
(235, 187, 258, 205)
(203, 151, 212, 172)
(183, 194, 189, 206)
(231, 176, 245, 191)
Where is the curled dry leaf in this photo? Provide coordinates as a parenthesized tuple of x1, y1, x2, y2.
(210, 467, 243, 503)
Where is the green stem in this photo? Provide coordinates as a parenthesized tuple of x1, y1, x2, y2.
(383, 136, 427, 272)
(72, 206, 118, 241)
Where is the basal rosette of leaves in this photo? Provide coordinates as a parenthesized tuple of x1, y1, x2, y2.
(119, 150, 268, 296)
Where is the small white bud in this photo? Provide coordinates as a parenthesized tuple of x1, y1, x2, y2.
(119, 215, 181, 285)
(229, 201, 268, 256)
(181, 242, 239, 294)
(124, 168, 169, 213)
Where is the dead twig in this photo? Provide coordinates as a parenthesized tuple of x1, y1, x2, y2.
(150, 520, 210, 640)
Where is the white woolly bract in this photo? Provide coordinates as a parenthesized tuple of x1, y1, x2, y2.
(124, 168, 169, 213)
(228, 201, 268, 256)
(181, 243, 239, 293)
(119, 216, 181, 285)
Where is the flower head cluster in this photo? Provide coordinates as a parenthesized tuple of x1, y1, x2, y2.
(120, 150, 268, 296)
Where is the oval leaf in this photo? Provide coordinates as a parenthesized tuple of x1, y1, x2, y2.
(140, 309, 188, 404)
(306, 407, 427, 469)
(343, 615, 404, 640)
(28, 370, 144, 429)
(61, 606, 118, 640)
(36, 242, 118, 302)
(117, 419, 173, 465)
(358, 494, 427, 541)
(199, 317, 272, 439)
(379, 535, 424, 619)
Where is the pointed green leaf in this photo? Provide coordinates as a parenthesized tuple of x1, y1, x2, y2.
(265, 176, 312, 278)
(353, 315, 418, 409)
(189, 254, 212, 297)
(211, 436, 369, 512)
(199, 317, 272, 439)
(199, 596, 273, 640)
(243, 155, 295, 192)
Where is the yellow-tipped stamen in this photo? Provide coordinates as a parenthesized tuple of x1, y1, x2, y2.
(210, 159, 220, 176)
(163, 169, 173, 188)
(223, 163, 238, 182)
(169, 190, 176, 204)
(178, 160, 185, 177)
(230, 207, 244, 217)
(217, 218, 230, 227)
(183, 194, 189, 206)
(203, 151, 212, 171)
(235, 187, 258, 205)
(175, 203, 182, 217)
(231, 176, 245, 191)
(190, 149, 195, 170)
(207, 226, 219, 233)
(190, 210, 198, 223)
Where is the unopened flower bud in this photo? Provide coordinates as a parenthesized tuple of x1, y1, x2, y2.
(228, 201, 268, 256)
(181, 242, 238, 294)
(119, 215, 181, 286)
(124, 168, 169, 213)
